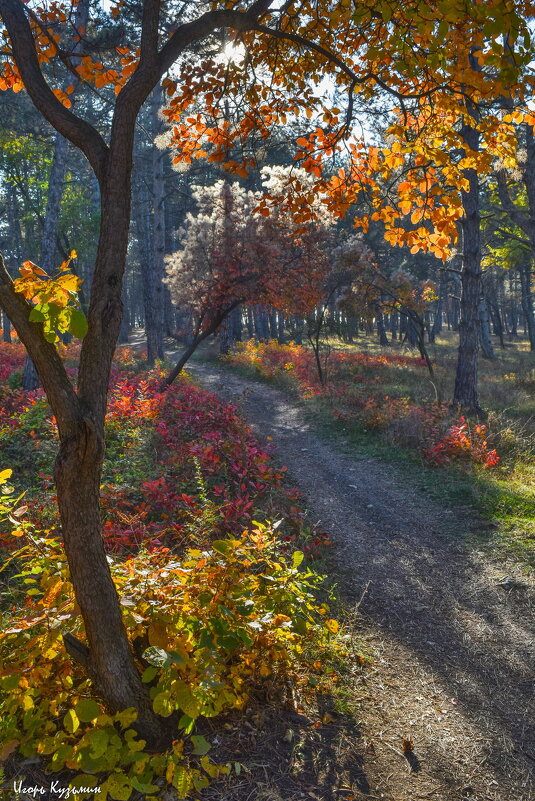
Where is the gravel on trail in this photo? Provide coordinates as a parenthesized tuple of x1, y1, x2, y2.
(190, 360, 535, 801)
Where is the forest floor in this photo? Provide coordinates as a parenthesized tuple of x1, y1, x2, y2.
(181, 356, 535, 801)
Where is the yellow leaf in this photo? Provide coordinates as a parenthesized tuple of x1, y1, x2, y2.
(59, 275, 81, 292)
(0, 469, 13, 485)
(325, 619, 339, 634)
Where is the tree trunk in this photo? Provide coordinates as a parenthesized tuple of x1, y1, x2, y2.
(54, 422, 162, 740)
(150, 83, 166, 360)
(23, 131, 70, 390)
(133, 176, 158, 363)
(479, 295, 495, 359)
(2, 312, 11, 342)
(62, 141, 165, 741)
(430, 273, 446, 342)
(453, 106, 483, 414)
(519, 264, 535, 350)
(376, 305, 389, 346)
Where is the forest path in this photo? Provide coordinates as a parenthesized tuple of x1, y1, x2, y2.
(187, 359, 535, 801)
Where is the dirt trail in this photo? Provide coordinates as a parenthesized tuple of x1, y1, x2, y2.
(189, 360, 535, 801)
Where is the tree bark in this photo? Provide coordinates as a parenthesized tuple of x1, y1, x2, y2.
(453, 104, 483, 415)
(519, 264, 535, 350)
(150, 82, 166, 360)
(479, 295, 495, 359)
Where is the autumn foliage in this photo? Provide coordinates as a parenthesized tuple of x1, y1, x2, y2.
(0, 341, 338, 798)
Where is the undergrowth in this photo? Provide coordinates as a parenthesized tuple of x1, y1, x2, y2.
(0, 342, 346, 800)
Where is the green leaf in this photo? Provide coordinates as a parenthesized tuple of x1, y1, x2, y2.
(211, 539, 233, 555)
(29, 308, 46, 322)
(153, 691, 174, 717)
(141, 666, 158, 683)
(292, 551, 304, 570)
(88, 729, 109, 760)
(115, 708, 138, 729)
(74, 698, 101, 722)
(174, 681, 200, 719)
(178, 714, 194, 734)
(130, 777, 159, 794)
(105, 773, 132, 801)
(292, 616, 307, 635)
(68, 308, 88, 339)
(63, 709, 80, 734)
(69, 775, 100, 792)
(190, 735, 211, 755)
(124, 729, 146, 752)
(171, 765, 191, 798)
(50, 744, 74, 771)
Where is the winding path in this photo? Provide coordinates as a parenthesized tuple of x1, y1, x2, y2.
(190, 360, 535, 801)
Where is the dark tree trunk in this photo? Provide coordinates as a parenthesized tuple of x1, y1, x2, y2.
(253, 306, 269, 340)
(519, 264, 535, 350)
(489, 300, 505, 349)
(430, 273, 446, 342)
(479, 296, 495, 359)
(376, 306, 389, 346)
(245, 306, 254, 338)
(54, 421, 159, 732)
(133, 177, 158, 363)
(23, 131, 70, 390)
(453, 106, 483, 414)
(2, 312, 11, 342)
(277, 311, 285, 344)
(150, 83, 166, 360)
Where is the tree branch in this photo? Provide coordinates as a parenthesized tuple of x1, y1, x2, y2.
(0, 0, 109, 181)
(139, 0, 161, 69)
(495, 169, 529, 233)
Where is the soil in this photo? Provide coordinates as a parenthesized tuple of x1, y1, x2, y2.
(186, 359, 535, 801)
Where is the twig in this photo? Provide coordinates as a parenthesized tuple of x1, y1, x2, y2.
(354, 581, 371, 611)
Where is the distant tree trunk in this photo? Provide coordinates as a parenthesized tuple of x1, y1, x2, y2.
(2, 312, 11, 342)
(519, 264, 535, 350)
(219, 316, 232, 354)
(245, 306, 254, 338)
(133, 177, 157, 363)
(489, 300, 505, 349)
(453, 99, 483, 415)
(268, 307, 278, 338)
(150, 83, 166, 360)
(376, 305, 389, 346)
(254, 306, 269, 341)
(479, 296, 495, 359)
(406, 314, 419, 346)
(277, 311, 285, 343)
(430, 273, 446, 342)
(290, 315, 304, 344)
(118, 282, 130, 343)
(23, 131, 70, 390)
(390, 310, 398, 341)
